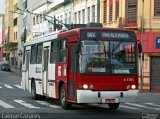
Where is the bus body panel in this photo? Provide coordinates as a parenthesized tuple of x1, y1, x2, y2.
(76, 74, 138, 91)
(48, 64, 56, 98)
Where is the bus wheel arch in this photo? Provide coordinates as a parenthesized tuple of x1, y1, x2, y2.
(58, 81, 64, 99)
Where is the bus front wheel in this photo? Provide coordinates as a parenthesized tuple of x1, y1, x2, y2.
(108, 103, 119, 109)
(60, 84, 71, 109)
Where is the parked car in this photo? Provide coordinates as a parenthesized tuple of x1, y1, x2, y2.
(0, 63, 11, 71)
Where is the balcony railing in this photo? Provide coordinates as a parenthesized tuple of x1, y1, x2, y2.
(121, 16, 137, 27)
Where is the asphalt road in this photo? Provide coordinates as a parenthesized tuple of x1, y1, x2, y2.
(0, 70, 160, 119)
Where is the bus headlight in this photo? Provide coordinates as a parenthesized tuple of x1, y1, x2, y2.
(131, 85, 136, 89)
(83, 84, 88, 89)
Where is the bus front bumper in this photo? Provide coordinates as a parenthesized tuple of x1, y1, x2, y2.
(77, 90, 139, 103)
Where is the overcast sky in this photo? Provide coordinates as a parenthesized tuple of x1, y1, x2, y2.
(0, 0, 5, 14)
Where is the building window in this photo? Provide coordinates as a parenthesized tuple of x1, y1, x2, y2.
(36, 15, 39, 24)
(92, 5, 95, 22)
(115, 0, 119, 20)
(87, 7, 90, 22)
(103, 0, 107, 23)
(60, 15, 63, 22)
(78, 11, 81, 24)
(109, 0, 113, 22)
(33, 16, 35, 25)
(14, 17, 17, 26)
(126, 0, 137, 17)
(82, 9, 85, 24)
(16, 32, 17, 40)
(75, 12, 77, 23)
(65, 13, 67, 24)
(154, 0, 160, 16)
(68, 12, 71, 24)
(40, 15, 43, 23)
(14, 32, 15, 41)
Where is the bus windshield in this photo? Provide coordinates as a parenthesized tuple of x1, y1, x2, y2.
(79, 40, 137, 74)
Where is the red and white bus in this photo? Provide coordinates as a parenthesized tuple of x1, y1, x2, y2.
(21, 24, 139, 109)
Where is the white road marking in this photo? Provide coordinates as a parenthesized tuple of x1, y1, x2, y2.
(36, 101, 61, 108)
(126, 103, 160, 111)
(0, 100, 15, 108)
(14, 100, 40, 108)
(0, 86, 2, 88)
(4, 84, 14, 89)
(120, 105, 139, 110)
(145, 103, 160, 107)
(14, 85, 22, 89)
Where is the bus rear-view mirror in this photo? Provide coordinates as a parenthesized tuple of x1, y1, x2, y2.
(138, 43, 142, 53)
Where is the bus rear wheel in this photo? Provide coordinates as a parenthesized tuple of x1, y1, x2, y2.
(31, 81, 39, 100)
(108, 103, 119, 109)
(60, 84, 71, 109)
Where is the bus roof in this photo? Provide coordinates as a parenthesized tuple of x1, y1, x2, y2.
(24, 27, 135, 46)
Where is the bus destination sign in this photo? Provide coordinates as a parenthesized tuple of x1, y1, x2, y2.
(80, 30, 135, 40)
(101, 32, 129, 38)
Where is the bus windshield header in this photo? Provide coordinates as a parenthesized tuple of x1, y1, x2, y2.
(80, 30, 136, 40)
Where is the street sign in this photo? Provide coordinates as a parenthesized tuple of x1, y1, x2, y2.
(156, 37, 160, 48)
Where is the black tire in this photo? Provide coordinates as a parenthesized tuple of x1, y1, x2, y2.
(108, 103, 119, 109)
(31, 81, 39, 100)
(60, 84, 72, 109)
(39, 95, 46, 100)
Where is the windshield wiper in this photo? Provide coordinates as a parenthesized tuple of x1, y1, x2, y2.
(112, 41, 122, 52)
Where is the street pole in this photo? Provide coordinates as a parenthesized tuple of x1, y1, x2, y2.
(140, 0, 144, 93)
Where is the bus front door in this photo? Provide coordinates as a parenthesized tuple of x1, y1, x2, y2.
(68, 44, 77, 100)
(42, 47, 49, 95)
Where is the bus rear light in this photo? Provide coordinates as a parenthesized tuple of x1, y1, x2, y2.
(126, 85, 130, 90)
(83, 84, 88, 89)
(131, 85, 136, 89)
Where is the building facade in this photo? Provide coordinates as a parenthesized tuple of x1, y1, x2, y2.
(5, 0, 17, 65)
(0, 14, 5, 61)
(101, 0, 160, 92)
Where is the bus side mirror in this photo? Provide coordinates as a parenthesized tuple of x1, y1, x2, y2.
(138, 43, 142, 53)
(75, 43, 81, 53)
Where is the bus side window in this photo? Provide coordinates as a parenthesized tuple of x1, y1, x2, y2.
(30, 45, 37, 64)
(58, 39, 67, 62)
(50, 41, 58, 63)
(36, 44, 43, 64)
